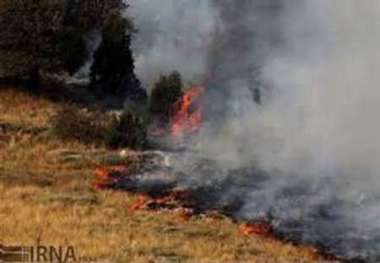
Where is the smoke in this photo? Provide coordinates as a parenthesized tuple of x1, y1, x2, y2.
(128, 0, 217, 88)
(130, 0, 380, 261)
(255, 0, 380, 177)
(67, 30, 102, 85)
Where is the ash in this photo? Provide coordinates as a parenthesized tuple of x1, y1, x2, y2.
(117, 150, 380, 262)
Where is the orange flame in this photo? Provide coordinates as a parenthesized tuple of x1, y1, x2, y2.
(170, 86, 205, 137)
(93, 165, 129, 189)
(240, 222, 274, 237)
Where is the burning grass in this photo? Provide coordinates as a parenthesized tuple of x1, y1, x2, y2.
(149, 85, 205, 138)
(170, 86, 204, 137)
(0, 183, 339, 263)
(0, 86, 340, 263)
(90, 165, 341, 263)
(92, 165, 196, 217)
(240, 221, 275, 238)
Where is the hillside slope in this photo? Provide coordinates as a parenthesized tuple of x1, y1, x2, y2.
(0, 86, 337, 263)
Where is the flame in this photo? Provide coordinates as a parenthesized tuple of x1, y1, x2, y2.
(170, 86, 205, 137)
(130, 194, 152, 211)
(93, 165, 129, 189)
(240, 221, 274, 237)
(130, 190, 193, 210)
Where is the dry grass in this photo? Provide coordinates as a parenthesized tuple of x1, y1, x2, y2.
(0, 86, 336, 263)
(0, 86, 56, 127)
(0, 185, 328, 263)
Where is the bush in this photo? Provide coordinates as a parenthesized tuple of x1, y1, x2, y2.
(106, 111, 147, 150)
(51, 106, 108, 145)
(51, 106, 147, 149)
(150, 71, 183, 120)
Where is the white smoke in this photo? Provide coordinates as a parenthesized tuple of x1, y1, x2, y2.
(128, 0, 216, 88)
(257, 1, 380, 180)
(129, 0, 380, 260)
(68, 30, 102, 85)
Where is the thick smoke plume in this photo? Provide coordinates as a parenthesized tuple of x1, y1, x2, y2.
(130, 0, 380, 261)
(128, 0, 216, 88)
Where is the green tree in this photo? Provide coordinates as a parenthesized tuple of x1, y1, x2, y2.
(64, 0, 126, 30)
(60, 0, 128, 76)
(0, 0, 128, 87)
(150, 71, 183, 119)
(90, 14, 147, 103)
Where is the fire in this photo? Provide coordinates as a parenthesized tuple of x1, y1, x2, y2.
(129, 190, 194, 212)
(240, 221, 274, 238)
(130, 194, 152, 211)
(93, 165, 129, 190)
(93, 166, 196, 218)
(170, 86, 205, 137)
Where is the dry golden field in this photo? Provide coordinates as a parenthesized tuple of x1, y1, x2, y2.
(0, 86, 337, 263)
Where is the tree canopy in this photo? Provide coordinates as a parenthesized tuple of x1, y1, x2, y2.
(150, 71, 183, 119)
(90, 14, 144, 99)
(0, 0, 65, 81)
(0, 0, 129, 84)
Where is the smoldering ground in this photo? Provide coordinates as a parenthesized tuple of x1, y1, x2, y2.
(129, 1, 380, 261)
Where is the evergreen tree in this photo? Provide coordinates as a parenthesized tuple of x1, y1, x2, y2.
(90, 14, 147, 103)
(150, 71, 183, 119)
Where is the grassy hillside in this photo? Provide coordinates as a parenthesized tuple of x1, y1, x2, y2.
(0, 86, 336, 263)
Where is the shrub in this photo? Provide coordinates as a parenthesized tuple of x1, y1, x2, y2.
(150, 71, 183, 120)
(106, 111, 147, 150)
(51, 106, 147, 149)
(51, 106, 108, 145)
